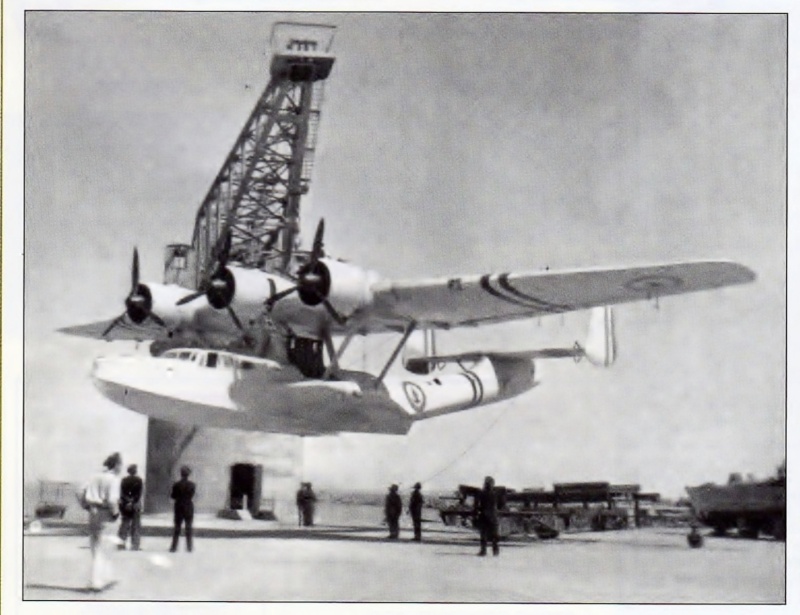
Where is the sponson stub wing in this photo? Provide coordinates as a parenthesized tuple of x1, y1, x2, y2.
(363, 260, 755, 332)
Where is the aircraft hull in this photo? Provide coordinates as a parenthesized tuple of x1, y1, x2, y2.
(93, 355, 415, 436)
(91, 350, 524, 436)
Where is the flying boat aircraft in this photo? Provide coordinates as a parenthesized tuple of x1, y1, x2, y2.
(89, 305, 614, 436)
(61, 219, 755, 435)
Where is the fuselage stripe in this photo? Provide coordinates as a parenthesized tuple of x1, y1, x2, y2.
(457, 362, 484, 406)
(460, 373, 478, 404)
(471, 370, 484, 403)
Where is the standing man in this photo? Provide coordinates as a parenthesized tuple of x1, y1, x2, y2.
(475, 475, 500, 556)
(79, 452, 123, 591)
(117, 464, 143, 551)
(384, 484, 403, 540)
(170, 465, 196, 553)
(302, 482, 317, 527)
(295, 482, 305, 526)
(409, 482, 424, 542)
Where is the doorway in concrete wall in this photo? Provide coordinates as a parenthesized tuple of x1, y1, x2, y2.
(229, 463, 263, 514)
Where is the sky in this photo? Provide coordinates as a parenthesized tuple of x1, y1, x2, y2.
(17, 11, 788, 501)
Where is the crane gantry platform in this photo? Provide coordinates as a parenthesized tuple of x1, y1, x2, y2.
(164, 22, 336, 288)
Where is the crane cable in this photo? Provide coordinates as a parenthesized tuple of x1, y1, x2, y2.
(413, 405, 512, 486)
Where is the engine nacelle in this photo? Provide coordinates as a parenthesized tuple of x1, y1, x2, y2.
(145, 282, 208, 330)
(224, 266, 275, 309)
(298, 258, 380, 317)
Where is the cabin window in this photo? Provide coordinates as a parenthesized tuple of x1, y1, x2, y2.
(206, 352, 218, 368)
(178, 351, 192, 360)
(220, 355, 234, 368)
(239, 360, 255, 370)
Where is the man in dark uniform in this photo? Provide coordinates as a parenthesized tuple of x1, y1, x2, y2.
(409, 482, 424, 542)
(384, 484, 402, 539)
(302, 482, 317, 526)
(296, 482, 318, 526)
(170, 465, 196, 553)
(475, 475, 500, 556)
(117, 464, 144, 551)
(295, 482, 306, 526)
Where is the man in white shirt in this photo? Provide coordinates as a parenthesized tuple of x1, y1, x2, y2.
(79, 452, 123, 592)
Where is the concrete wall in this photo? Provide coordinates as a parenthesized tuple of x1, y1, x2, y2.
(145, 419, 302, 520)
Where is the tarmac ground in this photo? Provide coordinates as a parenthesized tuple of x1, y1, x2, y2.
(21, 506, 785, 603)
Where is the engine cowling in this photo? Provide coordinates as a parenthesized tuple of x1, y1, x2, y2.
(145, 282, 208, 330)
(296, 258, 380, 317)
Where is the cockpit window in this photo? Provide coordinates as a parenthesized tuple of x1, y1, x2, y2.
(239, 360, 255, 370)
(178, 351, 192, 360)
(206, 352, 218, 368)
(220, 355, 234, 368)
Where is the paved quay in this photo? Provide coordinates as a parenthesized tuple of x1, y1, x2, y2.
(21, 508, 785, 603)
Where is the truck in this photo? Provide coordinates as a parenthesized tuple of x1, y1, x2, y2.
(686, 464, 786, 541)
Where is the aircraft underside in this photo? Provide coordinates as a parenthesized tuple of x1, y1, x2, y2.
(96, 375, 415, 436)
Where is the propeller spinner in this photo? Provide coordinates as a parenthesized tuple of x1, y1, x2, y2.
(175, 227, 244, 330)
(102, 248, 166, 337)
(264, 218, 346, 325)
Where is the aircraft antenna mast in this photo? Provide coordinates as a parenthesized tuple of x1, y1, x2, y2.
(183, 23, 336, 285)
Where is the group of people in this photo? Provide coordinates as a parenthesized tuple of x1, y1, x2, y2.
(78, 453, 503, 591)
(77, 452, 196, 592)
(383, 482, 425, 542)
(384, 476, 501, 556)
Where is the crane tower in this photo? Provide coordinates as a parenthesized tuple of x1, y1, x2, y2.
(148, 25, 335, 516)
(164, 22, 336, 287)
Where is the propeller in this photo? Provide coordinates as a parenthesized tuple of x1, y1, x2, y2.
(263, 218, 347, 325)
(176, 227, 244, 331)
(102, 248, 166, 337)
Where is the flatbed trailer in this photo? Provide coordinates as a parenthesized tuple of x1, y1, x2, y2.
(437, 482, 656, 538)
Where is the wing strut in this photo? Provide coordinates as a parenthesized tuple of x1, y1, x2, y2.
(322, 330, 356, 380)
(376, 322, 417, 386)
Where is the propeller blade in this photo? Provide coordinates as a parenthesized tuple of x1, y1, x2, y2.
(268, 278, 276, 300)
(176, 290, 206, 306)
(131, 248, 140, 294)
(310, 218, 325, 263)
(217, 227, 233, 268)
(264, 228, 280, 252)
(265, 286, 298, 310)
(226, 306, 244, 331)
(149, 312, 167, 328)
(322, 299, 347, 326)
(102, 314, 127, 338)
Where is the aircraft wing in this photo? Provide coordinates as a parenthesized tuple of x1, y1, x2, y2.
(364, 261, 754, 331)
(57, 317, 168, 342)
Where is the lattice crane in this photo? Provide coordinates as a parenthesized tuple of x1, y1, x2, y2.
(164, 22, 336, 288)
